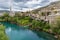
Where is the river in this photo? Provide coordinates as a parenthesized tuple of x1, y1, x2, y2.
(0, 22, 57, 40)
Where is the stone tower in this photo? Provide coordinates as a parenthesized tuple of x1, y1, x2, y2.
(9, 0, 15, 16)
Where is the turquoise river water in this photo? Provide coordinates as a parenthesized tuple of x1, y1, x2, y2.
(0, 22, 57, 40)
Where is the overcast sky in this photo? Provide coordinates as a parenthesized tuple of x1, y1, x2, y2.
(0, 0, 59, 12)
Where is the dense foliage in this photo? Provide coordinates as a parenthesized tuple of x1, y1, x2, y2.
(0, 13, 51, 32)
(0, 24, 8, 40)
(0, 13, 60, 39)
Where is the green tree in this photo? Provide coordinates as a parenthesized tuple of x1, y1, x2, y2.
(51, 16, 60, 40)
(0, 24, 8, 40)
(2, 13, 9, 21)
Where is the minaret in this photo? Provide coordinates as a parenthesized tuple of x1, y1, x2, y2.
(9, 0, 15, 16)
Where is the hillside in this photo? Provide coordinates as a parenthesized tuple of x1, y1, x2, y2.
(32, 1, 60, 12)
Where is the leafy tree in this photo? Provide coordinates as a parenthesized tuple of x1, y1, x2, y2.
(3, 12, 9, 17)
(17, 19, 30, 25)
(2, 13, 10, 21)
(51, 16, 60, 40)
(42, 22, 50, 32)
(0, 24, 8, 40)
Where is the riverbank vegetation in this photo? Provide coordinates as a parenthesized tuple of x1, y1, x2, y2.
(0, 13, 60, 40)
(0, 24, 8, 40)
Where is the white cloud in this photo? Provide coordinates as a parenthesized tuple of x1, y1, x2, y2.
(25, 0, 42, 5)
(0, 0, 59, 12)
(49, 0, 59, 2)
(24, 0, 42, 8)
